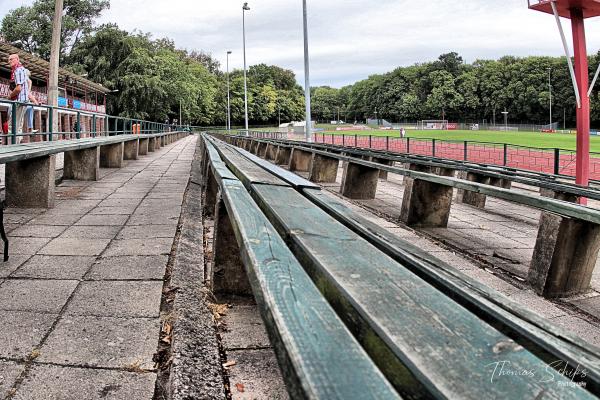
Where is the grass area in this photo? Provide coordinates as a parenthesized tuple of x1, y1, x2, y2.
(315, 129, 600, 153)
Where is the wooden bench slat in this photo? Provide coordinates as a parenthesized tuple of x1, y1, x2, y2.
(250, 183, 595, 399)
(209, 140, 290, 188)
(233, 145, 321, 190)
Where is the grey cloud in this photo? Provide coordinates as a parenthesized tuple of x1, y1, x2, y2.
(2, 0, 600, 87)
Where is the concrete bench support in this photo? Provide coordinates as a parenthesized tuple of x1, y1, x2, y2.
(371, 157, 393, 180)
(123, 139, 139, 160)
(160, 136, 166, 146)
(257, 142, 268, 158)
(64, 147, 100, 181)
(148, 137, 156, 152)
(155, 137, 161, 150)
(340, 162, 380, 199)
(400, 165, 455, 227)
(265, 143, 277, 161)
(457, 171, 489, 208)
(309, 153, 339, 183)
(6, 155, 56, 208)
(275, 146, 291, 165)
(528, 191, 600, 298)
(203, 167, 219, 218)
(457, 172, 513, 208)
(251, 141, 261, 155)
(211, 195, 252, 295)
(289, 149, 313, 172)
(100, 142, 124, 168)
(139, 138, 149, 155)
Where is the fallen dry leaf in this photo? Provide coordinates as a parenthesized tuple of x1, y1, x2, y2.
(222, 360, 236, 368)
(235, 383, 245, 393)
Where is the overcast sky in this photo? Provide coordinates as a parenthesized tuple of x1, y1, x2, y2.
(3, 0, 600, 87)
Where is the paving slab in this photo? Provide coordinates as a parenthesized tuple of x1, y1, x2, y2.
(116, 225, 177, 239)
(38, 238, 111, 256)
(9, 225, 67, 238)
(227, 349, 289, 400)
(103, 238, 173, 257)
(14, 365, 156, 400)
(222, 305, 271, 350)
(10, 238, 52, 255)
(0, 311, 56, 358)
(99, 198, 143, 208)
(65, 281, 163, 318)
(127, 214, 179, 226)
(75, 214, 129, 226)
(86, 256, 168, 280)
(28, 214, 82, 226)
(0, 279, 78, 313)
(0, 361, 26, 398)
(570, 295, 600, 320)
(59, 225, 121, 239)
(0, 255, 31, 278)
(38, 316, 160, 369)
(12, 256, 96, 280)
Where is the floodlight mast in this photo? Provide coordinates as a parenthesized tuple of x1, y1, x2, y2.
(529, 0, 600, 195)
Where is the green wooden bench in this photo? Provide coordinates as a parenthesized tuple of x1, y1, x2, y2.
(217, 133, 600, 299)
(0, 132, 187, 209)
(200, 135, 400, 399)
(203, 134, 599, 399)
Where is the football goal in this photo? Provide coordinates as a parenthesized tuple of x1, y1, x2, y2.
(418, 120, 449, 130)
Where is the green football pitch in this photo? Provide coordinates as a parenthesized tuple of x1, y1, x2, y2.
(315, 129, 600, 153)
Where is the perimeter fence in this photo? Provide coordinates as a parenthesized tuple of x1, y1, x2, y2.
(238, 130, 600, 182)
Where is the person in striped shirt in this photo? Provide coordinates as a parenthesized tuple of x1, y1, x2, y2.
(7, 54, 30, 142)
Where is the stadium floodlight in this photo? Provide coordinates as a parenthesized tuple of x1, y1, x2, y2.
(302, 0, 313, 142)
(227, 51, 232, 131)
(242, 2, 250, 135)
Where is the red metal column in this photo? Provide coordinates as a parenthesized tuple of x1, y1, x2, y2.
(571, 8, 590, 190)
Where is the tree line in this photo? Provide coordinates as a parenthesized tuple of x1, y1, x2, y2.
(3, 1, 600, 127)
(313, 51, 600, 127)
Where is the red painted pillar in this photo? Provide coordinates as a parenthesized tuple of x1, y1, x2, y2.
(571, 8, 590, 191)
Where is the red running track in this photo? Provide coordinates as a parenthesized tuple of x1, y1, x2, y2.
(309, 134, 600, 181)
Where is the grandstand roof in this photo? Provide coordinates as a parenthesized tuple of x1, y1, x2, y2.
(0, 41, 110, 94)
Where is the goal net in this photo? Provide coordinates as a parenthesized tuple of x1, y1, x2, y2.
(419, 120, 448, 130)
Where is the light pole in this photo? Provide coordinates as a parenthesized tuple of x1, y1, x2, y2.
(226, 50, 232, 131)
(48, 0, 64, 134)
(242, 2, 250, 134)
(302, 0, 313, 142)
(548, 67, 553, 129)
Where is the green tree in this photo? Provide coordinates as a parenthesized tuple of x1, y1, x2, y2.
(1, 0, 110, 59)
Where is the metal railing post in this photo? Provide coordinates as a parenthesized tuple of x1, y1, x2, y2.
(76, 111, 81, 139)
(369, 135, 372, 148)
(407, 137, 410, 153)
(48, 106, 53, 142)
(92, 114, 96, 138)
(503, 144, 508, 166)
(554, 148, 560, 175)
(432, 139, 436, 157)
(386, 135, 389, 151)
(11, 103, 17, 145)
(464, 141, 468, 161)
